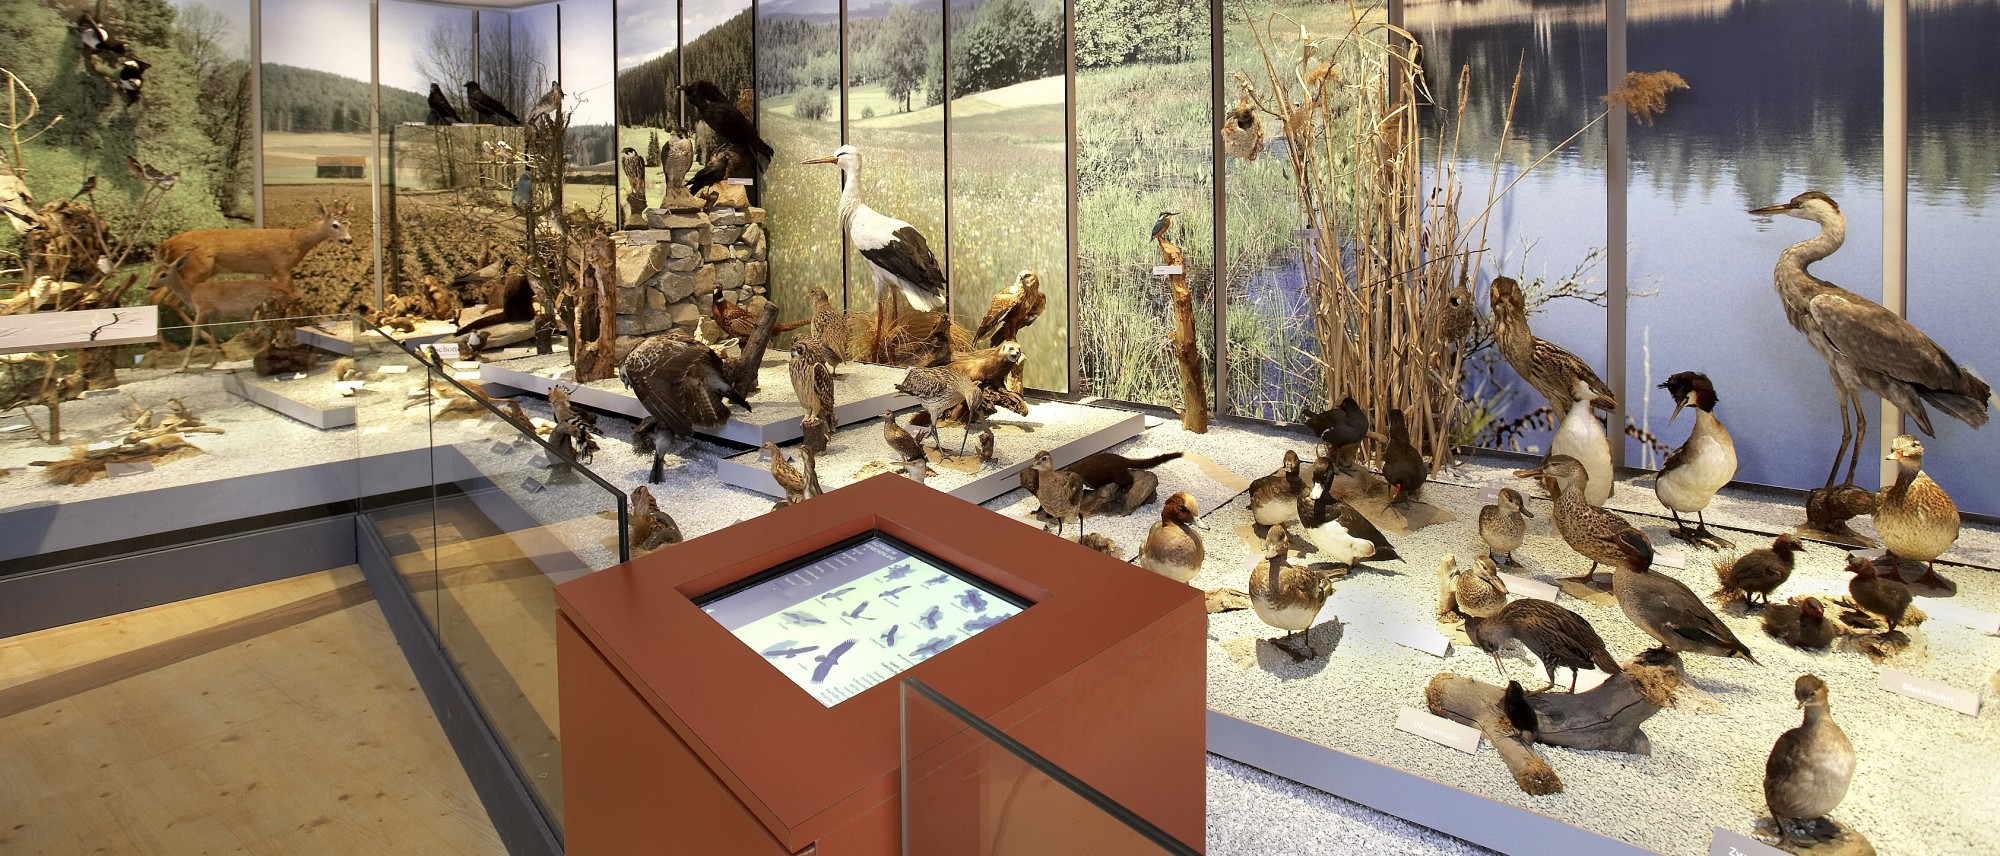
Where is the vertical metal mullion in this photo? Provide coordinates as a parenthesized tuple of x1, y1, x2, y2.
(839, 0, 850, 311)
(370, 0, 385, 308)
(1604, 0, 1629, 470)
(1880, 0, 1908, 486)
(471, 13, 481, 88)
(251, 0, 264, 227)
(941, 0, 953, 309)
(1209, 0, 1227, 418)
(1064, 0, 1079, 395)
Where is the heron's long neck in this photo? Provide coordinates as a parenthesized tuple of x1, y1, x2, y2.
(837, 161, 863, 235)
(1775, 211, 1844, 315)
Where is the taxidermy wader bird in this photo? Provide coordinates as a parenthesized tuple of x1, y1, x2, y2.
(1749, 191, 1990, 489)
(804, 145, 948, 362)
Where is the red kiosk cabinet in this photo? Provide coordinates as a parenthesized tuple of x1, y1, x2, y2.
(556, 473, 1206, 854)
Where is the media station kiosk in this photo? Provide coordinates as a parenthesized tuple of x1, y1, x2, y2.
(556, 473, 1206, 854)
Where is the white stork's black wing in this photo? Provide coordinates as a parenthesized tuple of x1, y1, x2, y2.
(860, 226, 947, 308)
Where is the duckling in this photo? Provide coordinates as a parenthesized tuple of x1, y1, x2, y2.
(1762, 597, 1837, 650)
(1381, 409, 1426, 503)
(1466, 598, 1621, 693)
(1715, 534, 1805, 607)
(1873, 434, 1960, 587)
(1549, 379, 1613, 506)
(1246, 449, 1306, 531)
(1248, 524, 1339, 660)
(1137, 492, 1205, 584)
(1079, 533, 1123, 556)
(1608, 530, 1760, 664)
(1654, 371, 1737, 547)
(1436, 554, 1509, 621)
(1479, 487, 1533, 565)
(1764, 675, 1855, 846)
(1298, 490, 1399, 562)
(1845, 554, 1911, 634)
(1514, 455, 1645, 586)
(1027, 450, 1086, 537)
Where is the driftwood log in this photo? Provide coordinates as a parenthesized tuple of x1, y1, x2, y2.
(1157, 237, 1207, 433)
(725, 302, 779, 397)
(1426, 654, 1682, 795)
(572, 233, 619, 383)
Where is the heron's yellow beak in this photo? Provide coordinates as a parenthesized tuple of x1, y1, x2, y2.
(1748, 202, 1792, 215)
(801, 155, 838, 165)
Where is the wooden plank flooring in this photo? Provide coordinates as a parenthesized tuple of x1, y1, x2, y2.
(0, 568, 506, 856)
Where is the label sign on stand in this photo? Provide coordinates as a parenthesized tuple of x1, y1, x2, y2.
(1376, 621, 1451, 658)
(1654, 548, 1687, 570)
(1394, 707, 1481, 754)
(1151, 265, 1184, 276)
(1498, 573, 1560, 602)
(1709, 827, 1787, 856)
(1879, 669, 1981, 716)
(1914, 597, 2000, 635)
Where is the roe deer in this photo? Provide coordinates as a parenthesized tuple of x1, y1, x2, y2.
(150, 250, 302, 370)
(154, 200, 353, 287)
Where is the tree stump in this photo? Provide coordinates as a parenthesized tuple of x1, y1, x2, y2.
(1157, 238, 1207, 433)
(1426, 654, 1677, 795)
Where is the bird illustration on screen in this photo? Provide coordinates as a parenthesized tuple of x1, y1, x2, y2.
(809, 640, 857, 683)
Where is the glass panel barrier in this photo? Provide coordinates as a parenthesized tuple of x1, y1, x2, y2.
(426, 356, 628, 829)
(900, 678, 1198, 856)
(353, 318, 442, 627)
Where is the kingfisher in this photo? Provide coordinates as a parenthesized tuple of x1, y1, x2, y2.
(1150, 211, 1180, 244)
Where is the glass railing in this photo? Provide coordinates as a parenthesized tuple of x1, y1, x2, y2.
(901, 678, 1200, 856)
(354, 319, 627, 830)
(0, 312, 361, 577)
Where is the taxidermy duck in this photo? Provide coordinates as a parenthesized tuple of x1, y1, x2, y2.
(1298, 489, 1399, 563)
(1292, 498, 1376, 569)
(1137, 492, 1205, 584)
(1436, 554, 1508, 621)
(1609, 529, 1760, 664)
(1027, 450, 1086, 537)
(1873, 434, 1960, 588)
(1764, 674, 1856, 846)
(1654, 371, 1738, 547)
(1761, 597, 1837, 650)
(1549, 379, 1613, 506)
(1845, 555, 1911, 634)
(1381, 409, 1426, 503)
(1247, 449, 1307, 531)
(621, 333, 754, 483)
(1466, 598, 1621, 693)
(1489, 275, 1618, 418)
(1249, 524, 1339, 659)
(1514, 455, 1646, 586)
(1714, 534, 1805, 608)
(1479, 487, 1533, 566)
(1302, 395, 1372, 471)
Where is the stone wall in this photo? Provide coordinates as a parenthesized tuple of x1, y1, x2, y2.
(612, 205, 768, 345)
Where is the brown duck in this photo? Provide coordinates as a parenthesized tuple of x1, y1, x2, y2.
(1764, 674, 1855, 846)
(1714, 534, 1805, 607)
(1761, 598, 1837, 650)
(1248, 524, 1338, 659)
(1247, 449, 1307, 530)
(1514, 455, 1645, 586)
(1607, 530, 1758, 663)
(1436, 554, 1508, 621)
(1137, 492, 1205, 584)
(1027, 450, 1086, 537)
(1873, 434, 1960, 587)
(1381, 409, 1426, 503)
(1845, 554, 1911, 634)
(1489, 275, 1618, 417)
(1479, 487, 1533, 565)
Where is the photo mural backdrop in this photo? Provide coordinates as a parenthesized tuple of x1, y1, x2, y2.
(1074, 0, 1214, 408)
(758, 0, 843, 347)
(561, 0, 619, 221)
(260, 0, 378, 312)
(947, 0, 1068, 388)
(614, 0, 676, 224)
(1904, 0, 1999, 516)
(842, 0, 947, 340)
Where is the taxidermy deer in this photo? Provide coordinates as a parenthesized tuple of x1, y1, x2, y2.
(149, 250, 301, 370)
(154, 200, 353, 287)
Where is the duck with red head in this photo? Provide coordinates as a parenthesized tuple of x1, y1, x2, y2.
(1138, 492, 1206, 584)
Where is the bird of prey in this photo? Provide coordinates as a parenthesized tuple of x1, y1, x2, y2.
(116, 59, 149, 105)
(803, 146, 947, 360)
(526, 80, 562, 126)
(790, 336, 835, 423)
(1150, 211, 1179, 243)
(427, 84, 462, 125)
(687, 143, 750, 194)
(679, 80, 773, 160)
(619, 147, 647, 190)
(464, 81, 520, 126)
(974, 270, 1046, 347)
(75, 14, 128, 57)
(664, 128, 695, 189)
(809, 639, 856, 683)
(620, 333, 753, 483)
(0, 174, 43, 233)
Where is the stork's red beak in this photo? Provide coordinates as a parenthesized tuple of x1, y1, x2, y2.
(801, 155, 838, 165)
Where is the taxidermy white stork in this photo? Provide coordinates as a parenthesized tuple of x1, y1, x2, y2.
(802, 145, 946, 362)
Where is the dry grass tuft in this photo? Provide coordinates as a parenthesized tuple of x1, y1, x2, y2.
(1603, 71, 1690, 125)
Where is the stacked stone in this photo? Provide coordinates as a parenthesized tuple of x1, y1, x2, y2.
(611, 205, 769, 353)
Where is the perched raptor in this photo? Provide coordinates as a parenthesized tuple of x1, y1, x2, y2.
(620, 334, 752, 483)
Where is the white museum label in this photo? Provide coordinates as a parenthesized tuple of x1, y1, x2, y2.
(0, 305, 159, 354)
(528, 455, 550, 469)
(1394, 707, 1481, 754)
(286, 372, 306, 381)
(490, 441, 515, 456)
(334, 380, 366, 391)
(1655, 548, 1686, 570)
(727, 177, 755, 185)
(87, 440, 119, 452)
(105, 461, 153, 478)
(363, 426, 389, 435)
(1476, 483, 1500, 504)
(0, 423, 29, 433)
(451, 360, 481, 371)
(431, 343, 461, 360)
(378, 364, 409, 374)
(1498, 573, 1560, 603)
(1377, 620, 1451, 658)
(453, 371, 481, 381)
(1915, 597, 2000, 635)
(1879, 668, 1981, 716)
(521, 476, 546, 494)
(1709, 827, 1787, 856)
(1151, 265, 1184, 276)
(1847, 547, 1887, 562)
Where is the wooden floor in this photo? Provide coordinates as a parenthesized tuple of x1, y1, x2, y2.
(0, 568, 507, 856)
